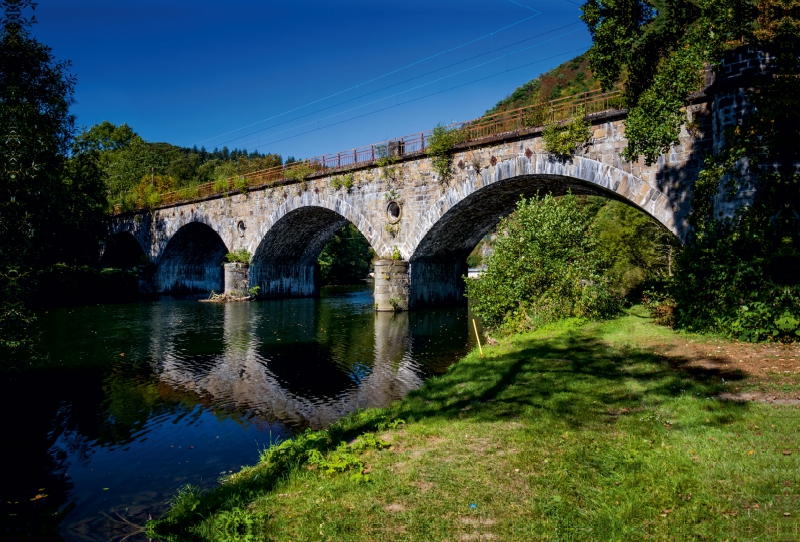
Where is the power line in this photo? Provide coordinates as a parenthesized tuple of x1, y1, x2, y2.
(195, 0, 542, 146)
(249, 47, 588, 152)
(233, 31, 582, 150)
(209, 21, 582, 150)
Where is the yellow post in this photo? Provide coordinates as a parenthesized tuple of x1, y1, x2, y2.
(473, 319, 484, 358)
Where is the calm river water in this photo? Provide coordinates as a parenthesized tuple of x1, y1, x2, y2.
(2, 286, 477, 541)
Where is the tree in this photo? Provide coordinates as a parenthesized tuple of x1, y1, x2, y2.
(0, 0, 78, 366)
(581, 0, 800, 340)
(592, 201, 680, 296)
(72, 120, 136, 154)
(317, 224, 374, 285)
(465, 193, 620, 333)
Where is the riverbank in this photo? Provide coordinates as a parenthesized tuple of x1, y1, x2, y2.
(148, 307, 799, 541)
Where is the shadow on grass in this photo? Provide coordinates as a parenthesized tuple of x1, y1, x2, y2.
(393, 328, 749, 431)
(147, 320, 753, 541)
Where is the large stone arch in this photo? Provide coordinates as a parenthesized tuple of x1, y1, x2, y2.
(249, 193, 387, 258)
(405, 154, 684, 308)
(100, 231, 146, 270)
(155, 221, 230, 293)
(250, 195, 383, 298)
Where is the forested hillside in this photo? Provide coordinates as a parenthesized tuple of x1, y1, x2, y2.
(483, 52, 617, 116)
(73, 121, 283, 212)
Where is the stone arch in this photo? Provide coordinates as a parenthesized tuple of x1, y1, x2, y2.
(250, 201, 379, 298)
(405, 154, 684, 308)
(249, 193, 386, 257)
(100, 231, 146, 269)
(155, 221, 230, 293)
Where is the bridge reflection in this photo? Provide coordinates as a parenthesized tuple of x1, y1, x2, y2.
(149, 293, 472, 429)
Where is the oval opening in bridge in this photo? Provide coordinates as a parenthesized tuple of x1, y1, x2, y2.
(237, 220, 246, 236)
(386, 201, 401, 222)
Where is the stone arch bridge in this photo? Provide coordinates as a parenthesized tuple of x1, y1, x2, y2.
(107, 53, 759, 309)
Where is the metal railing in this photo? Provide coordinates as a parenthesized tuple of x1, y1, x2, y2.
(121, 87, 624, 212)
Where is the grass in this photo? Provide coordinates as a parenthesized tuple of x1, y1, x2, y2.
(147, 307, 800, 541)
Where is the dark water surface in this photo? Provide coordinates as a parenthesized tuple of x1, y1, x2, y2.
(2, 286, 476, 541)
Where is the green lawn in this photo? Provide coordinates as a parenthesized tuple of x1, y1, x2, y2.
(148, 308, 799, 541)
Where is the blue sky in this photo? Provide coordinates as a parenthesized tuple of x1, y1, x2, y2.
(36, 0, 590, 160)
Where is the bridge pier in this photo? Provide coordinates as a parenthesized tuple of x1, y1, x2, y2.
(374, 260, 409, 311)
(224, 263, 250, 297)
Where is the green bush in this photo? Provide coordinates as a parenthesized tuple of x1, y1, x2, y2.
(541, 106, 590, 158)
(330, 173, 354, 191)
(176, 185, 200, 200)
(232, 176, 248, 192)
(212, 177, 230, 194)
(671, 218, 800, 343)
(283, 161, 314, 182)
(466, 193, 621, 333)
(224, 248, 251, 264)
(426, 123, 466, 182)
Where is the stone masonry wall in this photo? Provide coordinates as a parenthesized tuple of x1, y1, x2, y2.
(110, 104, 713, 301)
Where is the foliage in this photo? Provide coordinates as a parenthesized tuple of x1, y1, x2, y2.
(426, 123, 465, 182)
(224, 248, 251, 264)
(727, 287, 800, 343)
(541, 106, 590, 158)
(641, 287, 677, 327)
(283, 161, 315, 183)
(232, 176, 248, 193)
(0, 1, 110, 367)
(307, 433, 389, 480)
(580, 0, 739, 164)
(466, 193, 621, 333)
(592, 200, 680, 297)
(670, 219, 800, 341)
(177, 185, 200, 201)
(374, 150, 399, 181)
(72, 120, 136, 154)
(212, 177, 230, 194)
(580, 0, 800, 341)
(137, 182, 162, 209)
(247, 285, 260, 298)
(391, 246, 402, 261)
(317, 224, 374, 285)
(32, 264, 138, 308)
(466, 251, 483, 268)
(73, 120, 282, 211)
(383, 223, 398, 238)
(484, 52, 611, 116)
(55, 152, 109, 265)
(330, 172, 354, 191)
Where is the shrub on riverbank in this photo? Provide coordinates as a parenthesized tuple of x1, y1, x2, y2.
(466, 193, 621, 334)
(146, 309, 797, 540)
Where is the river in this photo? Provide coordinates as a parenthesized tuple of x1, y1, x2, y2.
(1, 285, 477, 541)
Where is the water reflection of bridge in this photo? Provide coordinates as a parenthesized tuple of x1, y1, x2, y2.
(148, 299, 470, 429)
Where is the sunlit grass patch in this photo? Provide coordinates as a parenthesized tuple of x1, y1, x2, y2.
(147, 309, 799, 541)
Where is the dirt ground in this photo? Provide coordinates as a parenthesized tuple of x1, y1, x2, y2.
(642, 332, 800, 403)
